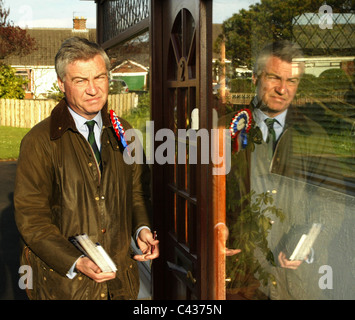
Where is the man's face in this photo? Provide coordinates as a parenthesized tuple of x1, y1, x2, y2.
(58, 54, 109, 120)
(253, 56, 303, 117)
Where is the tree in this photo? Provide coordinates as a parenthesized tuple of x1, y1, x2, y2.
(0, 63, 27, 99)
(0, 0, 37, 60)
(218, 0, 355, 69)
(47, 82, 65, 102)
(0, 0, 36, 99)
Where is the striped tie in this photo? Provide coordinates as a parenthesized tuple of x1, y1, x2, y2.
(85, 120, 101, 169)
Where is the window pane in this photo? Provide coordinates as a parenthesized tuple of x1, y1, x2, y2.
(212, 0, 355, 300)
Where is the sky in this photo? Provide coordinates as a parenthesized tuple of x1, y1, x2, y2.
(5, 0, 97, 29)
(4, 0, 259, 29)
(213, 0, 258, 23)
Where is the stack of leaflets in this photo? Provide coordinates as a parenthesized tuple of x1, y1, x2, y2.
(289, 223, 322, 261)
(70, 233, 117, 273)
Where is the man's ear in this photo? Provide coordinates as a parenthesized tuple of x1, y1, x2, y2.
(57, 77, 65, 93)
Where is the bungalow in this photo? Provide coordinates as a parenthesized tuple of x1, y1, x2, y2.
(3, 17, 96, 99)
(110, 59, 149, 91)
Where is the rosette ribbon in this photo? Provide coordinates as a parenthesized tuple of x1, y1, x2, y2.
(110, 109, 130, 154)
(229, 109, 252, 152)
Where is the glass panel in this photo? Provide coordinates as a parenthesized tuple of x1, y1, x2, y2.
(101, 0, 149, 43)
(106, 31, 150, 149)
(212, 0, 355, 300)
(169, 88, 178, 185)
(106, 30, 151, 300)
(177, 88, 188, 190)
(167, 189, 177, 235)
(177, 196, 187, 244)
(188, 87, 197, 197)
(188, 202, 197, 253)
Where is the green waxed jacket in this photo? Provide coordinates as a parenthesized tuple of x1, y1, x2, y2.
(225, 103, 344, 300)
(14, 99, 151, 300)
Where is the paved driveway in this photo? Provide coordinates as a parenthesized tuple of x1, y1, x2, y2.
(0, 161, 27, 300)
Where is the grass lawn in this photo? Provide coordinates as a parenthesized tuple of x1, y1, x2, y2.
(0, 126, 30, 160)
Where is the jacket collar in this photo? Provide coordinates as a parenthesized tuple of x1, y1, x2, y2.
(50, 98, 112, 140)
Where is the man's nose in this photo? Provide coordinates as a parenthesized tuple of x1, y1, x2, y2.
(275, 80, 287, 95)
(86, 80, 98, 95)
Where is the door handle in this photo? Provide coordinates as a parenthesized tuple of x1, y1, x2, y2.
(186, 271, 197, 285)
(167, 261, 196, 286)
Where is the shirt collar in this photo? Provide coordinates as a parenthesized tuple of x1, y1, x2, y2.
(68, 106, 103, 132)
(252, 96, 288, 128)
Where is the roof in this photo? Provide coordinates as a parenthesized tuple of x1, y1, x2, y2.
(111, 59, 148, 73)
(3, 28, 96, 67)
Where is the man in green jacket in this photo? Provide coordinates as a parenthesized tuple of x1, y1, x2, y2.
(14, 37, 159, 300)
(225, 41, 343, 299)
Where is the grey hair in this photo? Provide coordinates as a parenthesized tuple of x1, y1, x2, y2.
(253, 40, 304, 78)
(55, 37, 111, 81)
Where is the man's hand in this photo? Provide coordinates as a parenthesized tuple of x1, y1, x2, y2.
(75, 256, 116, 283)
(134, 228, 159, 262)
(215, 223, 241, 257)
(278, 252, 303, 270)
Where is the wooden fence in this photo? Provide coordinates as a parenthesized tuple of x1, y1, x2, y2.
(229, 92, 352, 105)
(0, 93, 138, 128)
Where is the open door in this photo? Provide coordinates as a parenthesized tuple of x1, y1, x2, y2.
(150, 0, 213, 299)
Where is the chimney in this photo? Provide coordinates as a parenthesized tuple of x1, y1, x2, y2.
(73, 16, 87, 31)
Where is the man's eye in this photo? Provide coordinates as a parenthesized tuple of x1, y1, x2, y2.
(74, 79, 86, 84)
(266, 75, 278, 80)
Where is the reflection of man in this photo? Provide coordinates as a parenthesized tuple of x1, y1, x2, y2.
(251, 41, 306, 270)
(253, 44, 302, 118)
(14, 37, 159, 300)
(226, 41, 340, 300)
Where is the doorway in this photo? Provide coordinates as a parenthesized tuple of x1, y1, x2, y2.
(150, 0, 213, 299)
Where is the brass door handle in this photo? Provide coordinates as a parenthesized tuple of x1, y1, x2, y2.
(186, 271, 197, 285)
(167, 261, 196, 286)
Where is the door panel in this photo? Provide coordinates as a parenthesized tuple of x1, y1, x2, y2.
(151, 0, 212, 299)
(165, 6, 198, 299)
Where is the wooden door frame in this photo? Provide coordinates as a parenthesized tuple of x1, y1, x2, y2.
(150, 0, 213, 300)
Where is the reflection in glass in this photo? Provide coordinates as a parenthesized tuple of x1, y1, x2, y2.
(106, 31, 150, 149)
(212, 0, 354, 300)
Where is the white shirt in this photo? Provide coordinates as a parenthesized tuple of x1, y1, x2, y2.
(252, 97, 288, 142)
(68, 107, 103, 150)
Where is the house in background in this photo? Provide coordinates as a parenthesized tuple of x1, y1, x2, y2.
(110, 59, 149, 91)
(293, 13, 355, 77)
(3, 17, 96, 99)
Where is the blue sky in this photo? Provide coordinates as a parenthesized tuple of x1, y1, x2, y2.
(5, 0, 258, 29)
